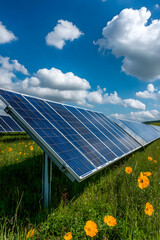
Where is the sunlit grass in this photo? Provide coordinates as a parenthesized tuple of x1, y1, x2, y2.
(0, 131, 159, 239)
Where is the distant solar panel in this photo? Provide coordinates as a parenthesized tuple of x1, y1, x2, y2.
(0, 115, 24, 132)
(150, 124, 160, 133)
(0, 89, 143, 182)
(111, 118, 160, 146)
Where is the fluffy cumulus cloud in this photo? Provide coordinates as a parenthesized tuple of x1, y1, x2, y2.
(0, 21, 17, 44)
(94, 7, 160, 81)
(0, 55, 146, 110)
(45, 20, 83, 49)
(0, 56, 29, 89)
(136, 83, 160, 99)
(111, 110, 160, 122)
(87, 87, 145, 110)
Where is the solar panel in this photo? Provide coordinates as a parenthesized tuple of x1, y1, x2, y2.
(111, 118, 160, 146)
(0, 124, 5, 132)
(0, 88, 142, 182)
(0, 115, 24, 132)
(150, 124, 160, 133)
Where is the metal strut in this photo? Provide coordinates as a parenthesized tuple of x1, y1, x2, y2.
(42, 152, 52, 208)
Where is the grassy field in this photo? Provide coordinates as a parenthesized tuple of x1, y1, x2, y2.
(0, 131, 159, 239)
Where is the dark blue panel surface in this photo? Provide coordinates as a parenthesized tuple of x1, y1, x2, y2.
(92, 112, 140, 150)
(1, 116, 23, 132)
(121, 119, 160, 143)
(25, 96, 107, 167)
(78, 108, 131, 154)
(0, 89, 95, 177)
(47, 102, 117, 161)
(0, 118, 12, 131)
(64, 105, 126, 158)
(0, 125, 5, 132)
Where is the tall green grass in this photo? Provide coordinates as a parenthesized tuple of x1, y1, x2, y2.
(0, 132, 159, 239)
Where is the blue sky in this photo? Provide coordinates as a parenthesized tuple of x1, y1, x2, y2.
(0, 0, 160, 121)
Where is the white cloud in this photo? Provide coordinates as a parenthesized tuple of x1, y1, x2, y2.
(136, 83, 160, 99)
(46, 20, 83, 49)
(87, 87, 145, 110)
(94, 7, 160, 81)
(0, 56, 145, 110)
(0, 21, 17, 44)
(111, 110, 160, 122)
(0, 56, 29, 75)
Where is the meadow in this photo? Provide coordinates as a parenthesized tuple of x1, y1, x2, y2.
(0, 129, 159, 239)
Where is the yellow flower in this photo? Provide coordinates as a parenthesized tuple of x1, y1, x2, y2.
(8, 148, 12, 152)
(25, 145, 27, 147)
(104, 215, 117, 227)
(24, 153, 26, 155)
(64, 232, 72, 240)
(16, 158, 18, 161)
(84, 220, 98, 237)
(28, 142, 31, 145)
(138, 172, 149, 189)
(29, 146, 33, 151)
(1, 151, 4, 153)
(143, 172, 151, 177)
(125, 167, 132, 174)
(145, 202, 154, 216)
(132, 154, 134, 157)
(154, 160, 157, 163)
(19, 152, 22, 155)
(26, 228, 35, 239)
(148, 157, 152, 161)
(32, 142, 35, 144)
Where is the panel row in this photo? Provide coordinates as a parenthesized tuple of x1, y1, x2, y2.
(111, 117, 160, 146)
(0, 115, 23, 132)
(0, 88, 150, 182)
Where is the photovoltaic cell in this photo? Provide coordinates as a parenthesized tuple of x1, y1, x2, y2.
(0, 125, 5, 132)
(150, 124, 160, 133)
(24, 96, 107, 167)
(0, 89, 95, 179)
(1, 88, 157, 182)
(120, 119, 160, 143)
(94, 112, 140, 150)
(78, 108, 132, 154)
(0, 117, 13, 132)
(65, 105, 125, 157)
(47, 102, 117, 161)
(1, 115, 23, 132)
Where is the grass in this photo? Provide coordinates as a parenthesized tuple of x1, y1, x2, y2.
(0, 131, 160, 239)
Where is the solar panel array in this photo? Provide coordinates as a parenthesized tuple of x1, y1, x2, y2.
(0, 115, 24, 133)
(0, 88, 159, 182)
(111, 117, 160, 146)
(150, 124, 160, 133)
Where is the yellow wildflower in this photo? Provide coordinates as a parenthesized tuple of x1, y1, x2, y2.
(145, 202, 154, 216)
(132, 154, 134, 157)
(148, 157, 152, 161)
(25, 145, 27, 147)
(1, 151, 4, 153)
(125, 167, 132, 174)
(138, 172, 149, 189)
(19, 152, 22, 155)
(8, 148, 12, 152)
(64, 232, 72, 240)
(104, 215, 117, 227)
(29, 146, 33, 151)
(143, 172, 151, 177)
(26, 228, 35, 239)
(154, 160, 157, 163)
(84, 220, 98, 237)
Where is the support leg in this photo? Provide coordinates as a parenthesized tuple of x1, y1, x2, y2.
(42, 152, 52, 208)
